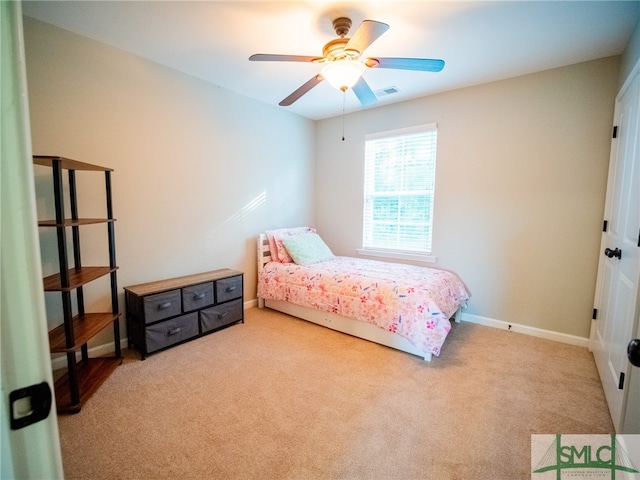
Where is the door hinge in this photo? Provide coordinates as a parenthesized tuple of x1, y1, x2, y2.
(612, 126, 618, 138)
(637, 227, 640, 247)
(592, 308, 598, 320)
(603, 220, 608, 233)
(618, 372, 625, 390)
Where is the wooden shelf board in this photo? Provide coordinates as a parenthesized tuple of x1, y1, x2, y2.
(54, 356, 121, 414)
(49, 313, 121, 353)
(38, 218, 115, 227)
(43, 266, 118, 291)
(33, 156, 113, 172)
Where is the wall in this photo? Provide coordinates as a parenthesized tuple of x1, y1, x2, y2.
(23, 15, 625, 345)
(620, 10, 640, 89)
(23, 18, 316, 345)
(315, 56, 620, 339)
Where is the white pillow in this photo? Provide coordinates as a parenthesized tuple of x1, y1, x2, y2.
(282, 233, 335, 266)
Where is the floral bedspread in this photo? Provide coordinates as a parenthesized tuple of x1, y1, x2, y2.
(257, 257, 469, 356)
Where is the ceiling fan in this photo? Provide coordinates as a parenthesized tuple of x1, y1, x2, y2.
(249, 17, 445, 107)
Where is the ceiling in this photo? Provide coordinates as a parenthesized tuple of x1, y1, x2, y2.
(22, 1, 640, 121)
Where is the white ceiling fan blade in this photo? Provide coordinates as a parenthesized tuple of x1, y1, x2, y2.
(279, 75, 324, 106)
(344, 20, 389, 56)
(367, 57, 445, 72)
(352, 77, 377, 106)
(249, 54, 321, 63)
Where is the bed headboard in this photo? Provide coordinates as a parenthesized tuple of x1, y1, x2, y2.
(257, 233, 272, 272)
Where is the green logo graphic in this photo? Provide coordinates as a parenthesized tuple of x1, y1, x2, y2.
(532, 434, 639, 479)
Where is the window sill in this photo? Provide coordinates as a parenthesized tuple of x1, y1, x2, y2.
(356, 248, 436, 264)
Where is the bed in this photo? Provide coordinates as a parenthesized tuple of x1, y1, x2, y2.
(256, 229, 469, 362)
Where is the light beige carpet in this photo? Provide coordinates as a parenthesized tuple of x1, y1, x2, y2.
(56, 307, 613, 479)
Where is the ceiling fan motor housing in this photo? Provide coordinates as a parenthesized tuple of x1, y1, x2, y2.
(333, 17, 352, 37)
(322, 38, 353, 61)
(322, 17, 359, 61)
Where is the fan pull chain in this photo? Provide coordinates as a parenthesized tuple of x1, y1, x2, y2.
(342, 91, 346, 141)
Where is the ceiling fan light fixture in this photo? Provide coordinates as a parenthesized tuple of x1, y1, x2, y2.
(321, 60, 366, 91)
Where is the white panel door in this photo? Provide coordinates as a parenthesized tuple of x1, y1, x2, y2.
(0, 2, 64, 477)
(591, 66, 640, 432)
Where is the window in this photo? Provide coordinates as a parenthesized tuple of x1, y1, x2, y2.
(362, 124, 437, 260)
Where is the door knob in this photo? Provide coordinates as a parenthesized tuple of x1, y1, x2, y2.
(629, 339, 640, 367)
(604, 247, 622, 259)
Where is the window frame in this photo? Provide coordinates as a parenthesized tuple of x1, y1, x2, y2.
(358, 123, 438, 263)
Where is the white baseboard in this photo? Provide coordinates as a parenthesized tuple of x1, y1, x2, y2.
(50, 337, 129, 370)
(51, 303, 589, 370)
(460, 312, 590, 348)
(244, 298, 258, 309)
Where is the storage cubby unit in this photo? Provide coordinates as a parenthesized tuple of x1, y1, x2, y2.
(34, 155, 122, 414)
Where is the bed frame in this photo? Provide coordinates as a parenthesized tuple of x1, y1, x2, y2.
(257, 234, 461, 362)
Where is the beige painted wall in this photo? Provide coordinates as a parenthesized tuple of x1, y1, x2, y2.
(620, 8, 640, 90)
(315, 57, 620, 338)
(24, 15, 623, 343)
(24, 18, 316, 342)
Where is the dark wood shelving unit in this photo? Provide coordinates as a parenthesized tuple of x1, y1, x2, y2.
(48, 313, 122, 353)
(35, 155, 122, 413)
(38, 218, 116, 227)
(52, 357, 121, 414)
(42, 266, 118, 292)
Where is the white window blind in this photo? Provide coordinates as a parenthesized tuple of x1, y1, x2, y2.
(363, 124, 437, 255)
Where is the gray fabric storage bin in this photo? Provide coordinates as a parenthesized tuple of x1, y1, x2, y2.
(216, 275, 242, 303)
(200, 299, 243, 333)
(143, 289, 182, 323)
(182, 282, 214, 312)
(145, 312, 199, 353)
